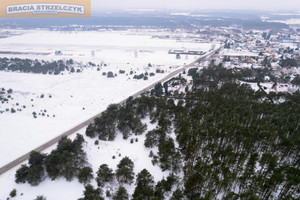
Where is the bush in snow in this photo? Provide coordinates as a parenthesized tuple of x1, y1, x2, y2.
(34, 195, 47, 200)
(9, 189, 17, 198)
(107, 71, 114, 78)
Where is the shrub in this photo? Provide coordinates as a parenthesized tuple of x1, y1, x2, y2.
(107, 71, 114, 78)
(9, 189, 16, 198)
(34, 195, 47, 200)
(133, 74, 144, 80)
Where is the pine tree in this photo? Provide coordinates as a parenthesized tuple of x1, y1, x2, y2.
(116, 157, 135, 184)
(15, 164, 29, 183)
(78, 166, 94, 185)
(113, 186, 129, 200)
(96, 164, 114, 187)
(26, 151, 46, 186)
(170, 189, 184, 200)
(78, 184, 103, 200)
(132, 169, 155, 200)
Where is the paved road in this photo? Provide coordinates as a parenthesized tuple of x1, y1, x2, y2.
(0, 47, 221, 176)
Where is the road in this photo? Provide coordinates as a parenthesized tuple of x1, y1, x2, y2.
(0, 46, 221, 176)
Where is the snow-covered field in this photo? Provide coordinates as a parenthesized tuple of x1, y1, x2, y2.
(0, 29, 214, 199)
(0, 30, 211, 65)
(0, 29, 214, 166)
(0, 67, 167, 166)
(0, 118, 170, 200)
(268, 18, 300, 25)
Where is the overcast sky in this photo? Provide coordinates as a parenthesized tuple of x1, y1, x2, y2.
(92, 0, 300, 11)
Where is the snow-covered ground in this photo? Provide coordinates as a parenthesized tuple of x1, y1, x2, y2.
(0, 30, 214, 199)
(268, 18, 300, 25)
(0, 29, 214, 167)
(0, 67, 168, 166)
(239, 81, 300, 94)
(0, 30, 211, 66)
(0, 118, 170, 200)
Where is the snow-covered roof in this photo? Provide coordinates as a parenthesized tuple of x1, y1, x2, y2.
(222, 49, 259, 57)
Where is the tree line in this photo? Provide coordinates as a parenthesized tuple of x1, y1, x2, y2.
(0, 57, 76, 75)
(15, 134, 89, 186)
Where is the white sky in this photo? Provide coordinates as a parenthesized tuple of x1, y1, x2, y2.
(92, 0, 300, 11)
